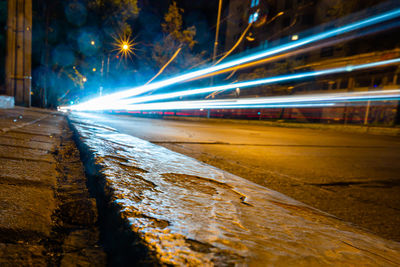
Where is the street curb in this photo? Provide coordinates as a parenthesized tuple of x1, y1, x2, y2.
(66, 117, 159, 266)
(67, 113, 400, 266)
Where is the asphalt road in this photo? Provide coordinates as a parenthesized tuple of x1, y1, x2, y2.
(82, 113, 400, 241)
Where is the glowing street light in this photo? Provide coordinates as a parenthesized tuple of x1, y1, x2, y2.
(91, 40, 95, 45)
(113, 35, 136, 60)
(82, 77, 87, 82)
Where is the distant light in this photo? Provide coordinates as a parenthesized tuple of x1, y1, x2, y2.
(291, 35, 299, 41)
(83, 77, 87, 82)
(70, 101, 74, 105)
(92, 68, 97, 72)
(246, 34, 255, 42)
(112, 35, 136, 60)
(91, 40, 95, 45)
(248, 14, 253, 24)
(249, 11, 259, 24)
(251, 0, 260, 8)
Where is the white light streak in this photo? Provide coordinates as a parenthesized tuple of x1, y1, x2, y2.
(99, 90, 400, 111)
(66, 8, 400, 111)
(66, 58, 400, 111)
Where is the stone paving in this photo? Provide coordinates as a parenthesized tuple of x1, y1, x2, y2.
(0, 107, 106, 266)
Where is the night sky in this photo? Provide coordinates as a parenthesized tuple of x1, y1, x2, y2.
(1, 0, 226, 99)
(136, 0, 224, 55)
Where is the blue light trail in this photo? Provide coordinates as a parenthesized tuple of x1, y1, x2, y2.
(116, 89, 400, 111)
(67, 8, 400, 111)
(67, 58, 400, 111)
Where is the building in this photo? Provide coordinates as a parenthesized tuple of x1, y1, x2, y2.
(221, 0, 400, 125)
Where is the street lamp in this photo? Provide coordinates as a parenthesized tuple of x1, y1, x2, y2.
(98, 35, 136, 96)
(113, 35, 136, 60)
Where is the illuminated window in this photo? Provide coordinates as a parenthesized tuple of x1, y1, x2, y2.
(248, 14, 254, 24)
(251, 0, 259, 8)
(248, 11, 259, 23)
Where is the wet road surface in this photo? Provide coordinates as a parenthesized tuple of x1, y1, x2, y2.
(80, 113, 400, 241)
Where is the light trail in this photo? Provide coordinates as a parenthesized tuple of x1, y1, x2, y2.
(67, 58, 400, 111)
(67, 8, 400, 111)
(117, 89, 400, 111)
(191, 20, 400, 82)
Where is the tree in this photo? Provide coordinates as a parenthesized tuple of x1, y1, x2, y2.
(151, 2, 203, 76)
(318, 0, 385, 21)
(31, 0, 140, 107)
(89, 0, 139, 36)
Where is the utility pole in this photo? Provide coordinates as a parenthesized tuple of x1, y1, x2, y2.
(5, 0, 32, 107)
(212, 0, 223, 64)
(207, 0, 223, 118)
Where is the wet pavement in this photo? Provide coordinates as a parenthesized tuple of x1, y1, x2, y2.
(69, 112, 400, 266)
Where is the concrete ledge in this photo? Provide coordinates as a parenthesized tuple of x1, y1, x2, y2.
(0, 96, 14, 109)
(69, 112, 400, 266)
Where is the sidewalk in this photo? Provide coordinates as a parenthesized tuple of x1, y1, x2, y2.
(0, 107, 106, 266)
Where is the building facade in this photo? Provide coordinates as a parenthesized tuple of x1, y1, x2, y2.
(221, 0, 400, 125)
